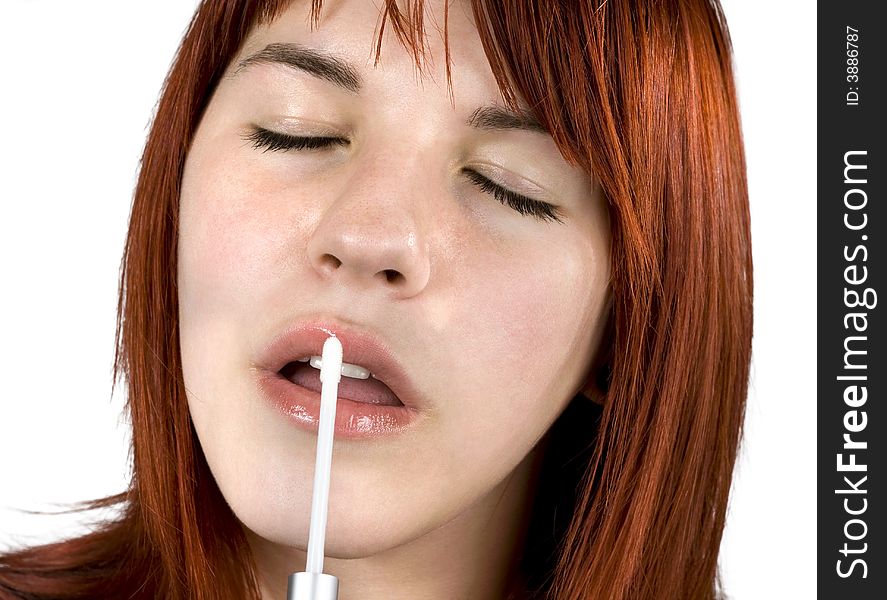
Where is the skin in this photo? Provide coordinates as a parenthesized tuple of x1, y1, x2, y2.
(177, 0, 611, 598)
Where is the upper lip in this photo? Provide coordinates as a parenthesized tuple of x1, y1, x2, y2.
(255, 317, 427, 410)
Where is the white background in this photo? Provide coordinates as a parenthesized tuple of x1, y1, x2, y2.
(0, 1, 816, 598)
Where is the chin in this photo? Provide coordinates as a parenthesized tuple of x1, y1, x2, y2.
(235, 495, 415, 559)
(323, 506, 425, 558)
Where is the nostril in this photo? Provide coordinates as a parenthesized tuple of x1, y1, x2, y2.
(382, 269, 402, 283)
(323, 254, 342, 269)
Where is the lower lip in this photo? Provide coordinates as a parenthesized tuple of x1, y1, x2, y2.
(255, 370, 424, 439)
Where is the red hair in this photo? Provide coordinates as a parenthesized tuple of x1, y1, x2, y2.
(0, 1, 751, 598)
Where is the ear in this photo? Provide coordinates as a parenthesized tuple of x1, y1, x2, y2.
(580, 361, 609, 406)
(579, 301, 614, 406)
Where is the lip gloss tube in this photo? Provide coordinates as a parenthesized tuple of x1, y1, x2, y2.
(287, 335, 342, 600)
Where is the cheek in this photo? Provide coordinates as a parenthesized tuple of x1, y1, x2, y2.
(177, 147, 307, 325)
(176, 147, 299, 422)
(493, 248, 593, 381)
(422, 230, 607, 503)
(445, 229, 606, 427)
(501, 252, 585, 338)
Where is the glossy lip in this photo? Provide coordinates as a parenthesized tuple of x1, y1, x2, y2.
(252, 319, 429, 439)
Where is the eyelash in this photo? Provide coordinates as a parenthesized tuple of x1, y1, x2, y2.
(243, 127, 564, 224)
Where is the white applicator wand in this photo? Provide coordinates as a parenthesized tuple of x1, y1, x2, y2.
(287, 335, 342, 600)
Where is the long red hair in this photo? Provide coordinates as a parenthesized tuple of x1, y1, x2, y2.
(0, 1, 751, 598)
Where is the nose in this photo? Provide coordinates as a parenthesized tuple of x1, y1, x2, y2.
(306, 158, 432, 299)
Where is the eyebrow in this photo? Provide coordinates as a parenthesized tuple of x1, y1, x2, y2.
(466, 106, 546, 133)
(235, 42, 363, 93)
(235, 42, 547, 134)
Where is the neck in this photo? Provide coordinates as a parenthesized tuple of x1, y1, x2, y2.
(247, 444, 545, 600)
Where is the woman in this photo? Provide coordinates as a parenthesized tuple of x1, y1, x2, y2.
(0, 0, 752, 598)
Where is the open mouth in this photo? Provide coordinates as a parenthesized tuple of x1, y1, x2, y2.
(278, 360, 405, 407)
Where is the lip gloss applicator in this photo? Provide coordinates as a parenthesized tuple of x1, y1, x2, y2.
(287, 335, 342, 600)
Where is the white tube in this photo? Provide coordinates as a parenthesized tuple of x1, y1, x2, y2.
(306, 335, 342, 575)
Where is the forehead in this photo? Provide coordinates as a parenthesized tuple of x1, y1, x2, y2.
(235, 0, 509, 108)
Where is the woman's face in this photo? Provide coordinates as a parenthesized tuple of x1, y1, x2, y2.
(178, 0, 610, 562)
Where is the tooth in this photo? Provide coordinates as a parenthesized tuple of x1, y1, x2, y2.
(308, 355, 371, 379)
(341, 363, 371, 380)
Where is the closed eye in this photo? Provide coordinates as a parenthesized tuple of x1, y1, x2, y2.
(243, 126, 564, 224)
(243, 126, 349, 152)
(460, 169, 563, 224)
